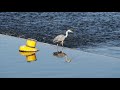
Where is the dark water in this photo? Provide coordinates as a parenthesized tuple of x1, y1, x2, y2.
(0, 12, 120, 58)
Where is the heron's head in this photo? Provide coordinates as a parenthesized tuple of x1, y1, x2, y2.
(67, 29, 73, 33)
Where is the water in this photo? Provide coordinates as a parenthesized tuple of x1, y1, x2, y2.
(0, 12, 120, 59)
(1, 34, 120, 78)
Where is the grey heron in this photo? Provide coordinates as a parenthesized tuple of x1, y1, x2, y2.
(53, 29, 73, 52)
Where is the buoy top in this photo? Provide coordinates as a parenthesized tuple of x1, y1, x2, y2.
(26, 38, 37, 48)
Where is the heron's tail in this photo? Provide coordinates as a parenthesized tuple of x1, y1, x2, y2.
(53, 39, 57, 43)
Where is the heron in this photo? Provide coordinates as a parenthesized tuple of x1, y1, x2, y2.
(53, 29, 73, 52)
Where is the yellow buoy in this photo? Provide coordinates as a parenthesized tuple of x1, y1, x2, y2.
(19, 38, 38, 52)
(19, 45, 38, 52)
(26, 38, 37, 48)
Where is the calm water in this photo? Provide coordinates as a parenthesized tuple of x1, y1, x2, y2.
(1, 34, 120, 78)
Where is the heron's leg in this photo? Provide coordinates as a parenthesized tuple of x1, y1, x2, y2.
(57, 44, 59, 52)
(61, 41, 64, 52)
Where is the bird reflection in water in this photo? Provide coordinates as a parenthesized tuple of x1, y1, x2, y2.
(19, 51, 37, 62)
(53, 51, 72, 63)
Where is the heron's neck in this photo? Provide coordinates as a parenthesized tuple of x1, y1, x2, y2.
(65, 31, 69, 38)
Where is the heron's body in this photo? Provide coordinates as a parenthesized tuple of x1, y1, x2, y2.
(53, 29, 73, 51)
(53, 35, 65, 43)
(53, 34, 65, 46)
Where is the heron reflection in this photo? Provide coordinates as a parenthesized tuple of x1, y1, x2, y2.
(53, 51, 72, 63)
(19, 51, 37, 62)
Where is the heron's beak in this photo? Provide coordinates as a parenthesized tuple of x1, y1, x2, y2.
(71, 31, 73, 33)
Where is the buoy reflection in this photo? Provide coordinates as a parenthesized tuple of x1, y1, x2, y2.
(19, 51, 37, 62)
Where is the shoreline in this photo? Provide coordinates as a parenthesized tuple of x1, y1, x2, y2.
(1, 12, 120, 49)
(0, 33, 119, 59)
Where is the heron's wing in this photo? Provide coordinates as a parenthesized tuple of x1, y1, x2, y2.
(53, 35, 65, 43)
